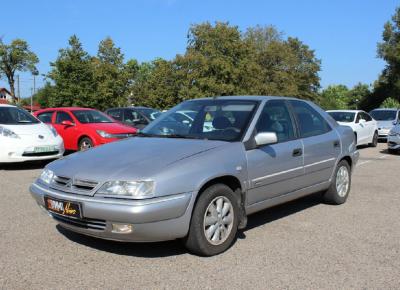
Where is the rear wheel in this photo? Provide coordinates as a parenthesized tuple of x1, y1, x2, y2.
(184, 184, 239, 256)
(369, 131, 378, 147)
(323, 160, 351, 205)
(78, 137, 93, 151)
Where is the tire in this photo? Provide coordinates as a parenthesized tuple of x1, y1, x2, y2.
(184, 184, 240, 256)
(369, 131, 378, 147)
(78, 137, 93, 151)
(323, 160, 351, 205)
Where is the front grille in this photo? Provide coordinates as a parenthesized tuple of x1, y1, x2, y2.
(50, 175, 99, 194)
(22, 151, 59, 157)
(51, 213, 106, 231)
(112, 133, 135, 139)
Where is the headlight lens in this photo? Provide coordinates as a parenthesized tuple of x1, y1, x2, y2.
(39, 169, 54, 184)
(96, 130, 113, 138)
(48, 125, 59, 137)
(97, 180, 155, 199)
(0, 126, 20, 139)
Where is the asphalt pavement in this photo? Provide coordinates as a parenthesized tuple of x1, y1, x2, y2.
(0, 143, 399, 289)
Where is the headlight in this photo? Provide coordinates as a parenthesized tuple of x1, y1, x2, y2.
(96, 180, 155, 199)
(0, 126, 20, 139)
(48, 125, 59, 137)
(39, 169, 54, 184)
(96, 130, 113, 138)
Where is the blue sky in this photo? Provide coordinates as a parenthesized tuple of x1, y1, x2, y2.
(1, 0, 398, 98)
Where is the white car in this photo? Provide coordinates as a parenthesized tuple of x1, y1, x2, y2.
(327, 110, 378, 147)
(0, 104, 64, 163)
(388, 123, 400, 152)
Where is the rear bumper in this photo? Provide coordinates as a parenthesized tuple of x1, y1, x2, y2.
(30, 182, 195, 242)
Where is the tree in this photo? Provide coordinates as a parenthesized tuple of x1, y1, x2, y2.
(92, 37, 130, 110)
(47, 35, 96, 107)
(0, 38, 39, 99)
(319, 85, 350, 110)
(347, 83, 371, 109)
(380, 97, 400, 108)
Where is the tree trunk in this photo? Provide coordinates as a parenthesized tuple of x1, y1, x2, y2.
(7, 73, 15, 103)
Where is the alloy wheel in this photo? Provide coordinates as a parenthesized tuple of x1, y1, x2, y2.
(203, 196, 234, 245)
(336, 166, 350, 197)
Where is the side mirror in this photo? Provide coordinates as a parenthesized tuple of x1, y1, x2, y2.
(359, 119, 366, 123)
(255, 132, 278, 146)
(61, 120, 74, 126)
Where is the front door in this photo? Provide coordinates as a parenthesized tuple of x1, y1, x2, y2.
(246, 100, 304, 205)
(53, 111, 76, 149)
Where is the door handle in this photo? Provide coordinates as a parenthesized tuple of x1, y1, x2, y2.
(333, 140, 340, 148)
(292, 148, 302, 157)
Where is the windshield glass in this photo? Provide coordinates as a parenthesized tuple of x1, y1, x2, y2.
(328, 112, 355, 123)
(137, 108, 162, 121)
(72, 110, 114, 124)
(142, 99, 258, 141)
(370, 110, 397, 121)
(0, 106, 39, 125)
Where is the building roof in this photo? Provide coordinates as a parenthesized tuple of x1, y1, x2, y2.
(0, 88, 11, 95)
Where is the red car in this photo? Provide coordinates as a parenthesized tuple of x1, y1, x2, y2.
(34, 107, 137, 151)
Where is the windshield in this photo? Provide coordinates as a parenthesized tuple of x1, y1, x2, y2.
(328, 112, 355, 123)
(0, 106, 39, 125)
(136, 108, 162, 121)
(72, 110, 114, 124)
(142, 99, 258, 141)
(370, 110, 397, 121)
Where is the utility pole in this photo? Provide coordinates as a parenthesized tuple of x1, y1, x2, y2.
(17, 75, 20, 103)
(33, 75, 36, 95)
(30, 88, 33, 113)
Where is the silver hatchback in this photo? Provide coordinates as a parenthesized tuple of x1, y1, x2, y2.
(30, 96, 359, 256)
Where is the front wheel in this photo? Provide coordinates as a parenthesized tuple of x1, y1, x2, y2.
(323, 160, 351, 205)
(369, 131, 378, 147)
(78, 137, 94, 151)
(184, 184, 239, 256)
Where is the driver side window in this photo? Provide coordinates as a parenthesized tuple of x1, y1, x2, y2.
(256, 100, 295, 143)
(56, 111, 73, 124)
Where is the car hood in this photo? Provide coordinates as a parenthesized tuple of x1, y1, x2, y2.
(82, 122, 137, 133)
(1, 123, 54, 137)
(48, 137, 226, 181)
(376, 120, 394, 129)
(336, 121, 353, 127)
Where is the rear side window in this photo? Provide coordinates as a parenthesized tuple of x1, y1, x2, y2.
(290, 100, 331, 138)
(55, 111, 73, 124)
(37, 111, 54, 123)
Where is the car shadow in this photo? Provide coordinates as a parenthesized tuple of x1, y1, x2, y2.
(238, 193, 322, 238)
(56, 193, 322, 258)
(56, 225, 187, 258)
(0, 160, 53, 171)
(380, 148, 399, 155)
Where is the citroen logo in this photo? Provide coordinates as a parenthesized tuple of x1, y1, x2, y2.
(38, 135, 44, 139)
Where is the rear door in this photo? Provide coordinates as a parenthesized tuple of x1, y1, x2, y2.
(289, 100, 340, 187)
(246, 100, 304, 205)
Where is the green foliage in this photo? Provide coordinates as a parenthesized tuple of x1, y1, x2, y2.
(0, 38, 39, 99)
(319, 85, 350, 110)
(380, 97, 400, 108)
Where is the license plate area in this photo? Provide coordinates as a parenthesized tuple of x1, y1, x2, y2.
(34, 146, 57, 153)
(44, 196, 81, 218)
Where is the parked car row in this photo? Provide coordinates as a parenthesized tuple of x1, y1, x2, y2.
(30, 96, 359, 256)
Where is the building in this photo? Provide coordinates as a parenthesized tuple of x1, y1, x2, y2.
(0, 88, 16, 103)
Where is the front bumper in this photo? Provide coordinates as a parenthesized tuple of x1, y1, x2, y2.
(30, 182, 195, 242)
(0, 138, 64, 163)
(388, 134, 400, 150)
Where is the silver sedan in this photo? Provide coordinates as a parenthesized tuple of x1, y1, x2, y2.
(30, 96, 359, 256)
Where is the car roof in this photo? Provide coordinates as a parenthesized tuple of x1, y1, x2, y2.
(106, 106, 158, 110)
(36, 107, 95, 113)
(327, 110, 362, 113)
(0, 104, 15, 108)
(189, 95, 301, 102)
(370, 108, 399, 111)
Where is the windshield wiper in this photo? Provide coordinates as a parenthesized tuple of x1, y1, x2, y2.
(136, 132, 159, 137)
(162, 134, 205, 140)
